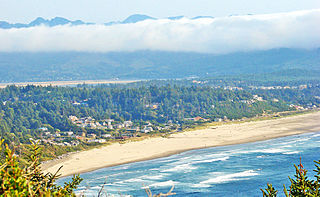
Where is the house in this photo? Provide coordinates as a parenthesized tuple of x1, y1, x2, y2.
(87, 122, 97, 128)
(63, 142, 71, 146)
(114, 124, 124, 129)
(104, 119, 114, 125)
(214, 118, 223, 122)
(124, 121, 133, 128)
(122, 133, 133, 137)
(184, 117, 204, 121)
(97, 139, 106, 143)
(142, 127, 153, 133)
(68, 115, 78, 122)
(194, 116, 203, 121)
(145, 122, 153, 126)
(102, 134, 112, 138)
(127, 127, 140, 133)
(71, 141, 80, 146)
(152, 104, 158, 109)
(66, 131, 74, 136)
(38, 127, 48, 132)
(253, 95, 264, 101)
(88, 133, 96, 139)
(54, 133, 61, 137)
(76, 136, 85, 140)
(86, 117, 95, 123)
(88, 139, 106, 143)
(290, 104, 304, 110)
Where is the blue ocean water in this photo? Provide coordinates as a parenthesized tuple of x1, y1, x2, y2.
(57, 132, 320, 196)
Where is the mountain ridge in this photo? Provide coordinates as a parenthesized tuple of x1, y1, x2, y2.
(0, 17, 93, 29)
(0, 14, 216, 29)
(0, 48, 319, 83)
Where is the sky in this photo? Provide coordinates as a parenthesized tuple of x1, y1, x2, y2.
(0, 0, 320, 23)
(0, 1, 320, 54)
(1, 9, 320, 54)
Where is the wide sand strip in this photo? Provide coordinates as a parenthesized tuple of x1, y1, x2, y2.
(0, 80, 138, 88)
(42, 111, 320, 177)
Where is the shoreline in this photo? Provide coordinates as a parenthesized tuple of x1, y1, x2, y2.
(0, 79, 139, 88)
(42, 110, 320, 177)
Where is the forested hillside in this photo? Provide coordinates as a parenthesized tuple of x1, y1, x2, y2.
(0, 48, 319, 82)
(1, 83, 319, 145)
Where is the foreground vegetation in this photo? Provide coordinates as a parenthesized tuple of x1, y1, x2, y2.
(261, 159, 320, 196)
(0, 139, 177, 196)
(0, 139, 82, 196)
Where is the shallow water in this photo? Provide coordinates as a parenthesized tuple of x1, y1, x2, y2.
(57, 132, 320, 196)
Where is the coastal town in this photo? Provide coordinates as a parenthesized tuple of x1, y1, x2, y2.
(38, 115, 185, 147)
(33, 87, 318, 148)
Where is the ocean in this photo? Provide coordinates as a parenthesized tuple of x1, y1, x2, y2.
(57, 132, 320, 196)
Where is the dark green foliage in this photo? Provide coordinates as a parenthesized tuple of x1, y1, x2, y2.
(261, 184, 278, 197)
(0, 84, 303, 144)
(261, 159, 320, 196)
(1, 82, 319, 145)
(0, 139, 82, 196)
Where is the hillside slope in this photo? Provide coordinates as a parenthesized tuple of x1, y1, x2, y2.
(0, 48, 319, 82)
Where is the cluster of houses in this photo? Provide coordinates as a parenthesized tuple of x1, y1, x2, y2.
(37, 115, 186, 147)
(72, 99, 89, 106)
(68, 115, 184, 134)
(39, 127, 112, 146)
(206, 84, 310, 91)
(68, 115, 138, 131)
(249, 85, 308, 90)
(239, 94, 265, 105)
(37, 93, 318, 147)
(38, 128, 81, 146)
(184, 116, 209, 122)
(66, 115, 183, 140)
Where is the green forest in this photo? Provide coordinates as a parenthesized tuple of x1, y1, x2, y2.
(0, 82, 319, 146)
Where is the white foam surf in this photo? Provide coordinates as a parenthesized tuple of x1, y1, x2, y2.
(198, 170, 259, 185)
(192, 156, 230, 164)
(162, 163, 197, 172)
(149, 180, 179, 187)
(283, 151, 300, 155)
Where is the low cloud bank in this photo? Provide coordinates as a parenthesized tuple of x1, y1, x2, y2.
(0, 9, 320, 54)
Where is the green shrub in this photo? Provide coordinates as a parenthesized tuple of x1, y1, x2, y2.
(0, 139, 82, 196)
(261, 159, 320, 196)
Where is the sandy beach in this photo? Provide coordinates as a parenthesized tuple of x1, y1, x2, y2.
(0, 80, 138, 88)
(42, 111, 320, 177)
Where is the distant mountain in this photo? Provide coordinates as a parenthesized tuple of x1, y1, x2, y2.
(0, 17, 91, 29)
(0, 14, 218, 29)
(0, 48, 319, 83)
(167, 16, 184, 20)
(122, 14, 156, 23)
(192, 16, 214, 20)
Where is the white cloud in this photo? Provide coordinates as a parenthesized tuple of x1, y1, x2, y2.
(0, 9, 320, 54)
